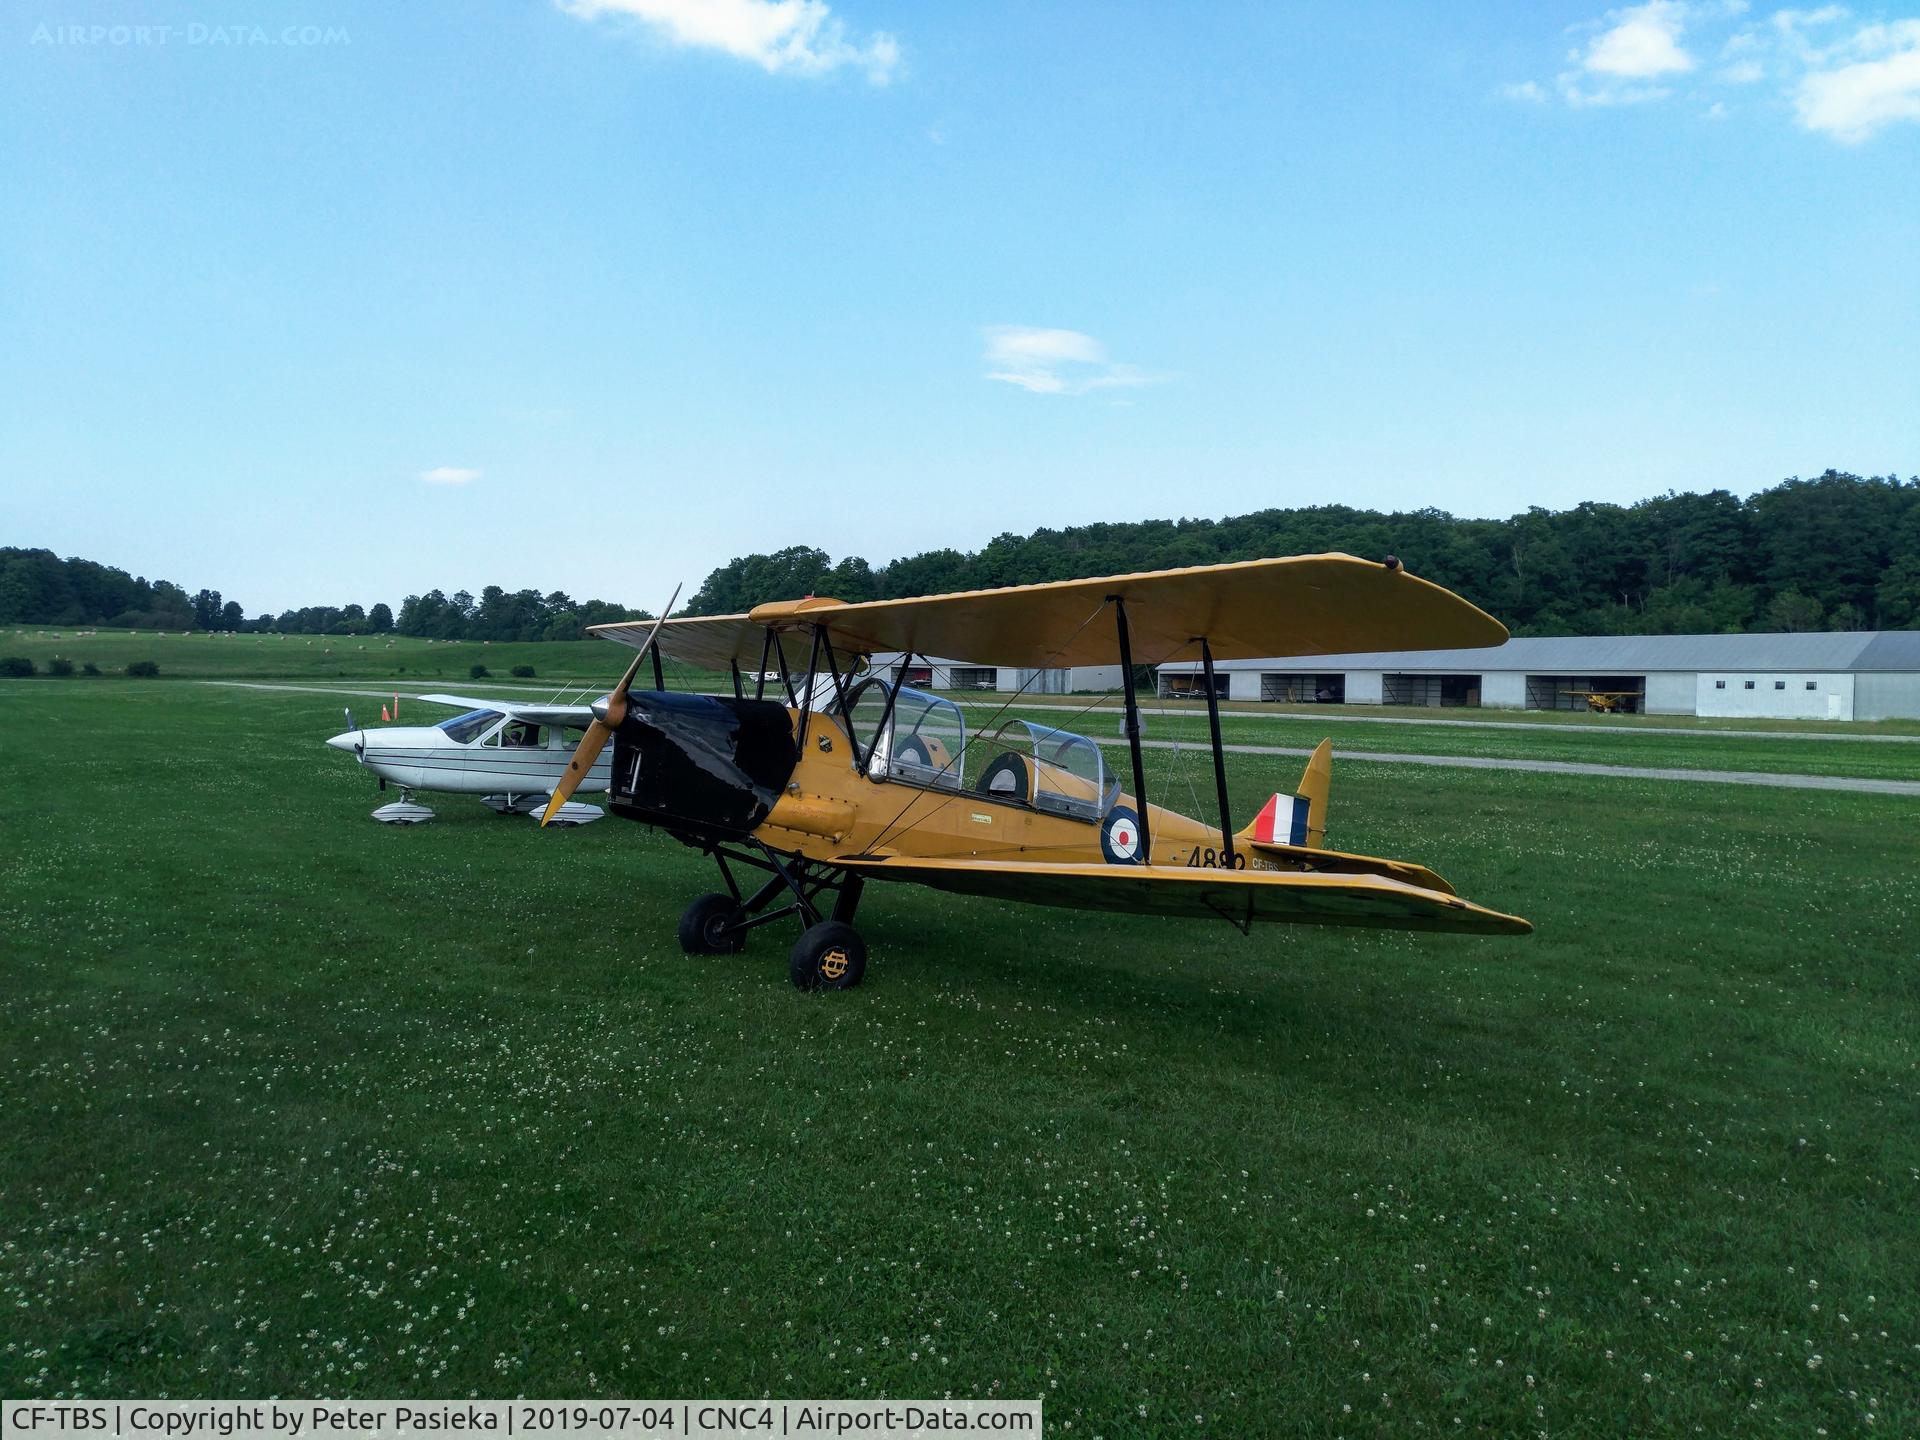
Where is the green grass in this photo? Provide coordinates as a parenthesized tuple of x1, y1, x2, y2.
(1, 683, 1915, 1435)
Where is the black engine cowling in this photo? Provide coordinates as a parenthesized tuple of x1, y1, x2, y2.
(607, 691, 798, 839)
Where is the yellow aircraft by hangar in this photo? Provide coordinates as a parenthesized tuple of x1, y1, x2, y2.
(1560, 688, 1646, 714)
(542, 554, 1532, 990)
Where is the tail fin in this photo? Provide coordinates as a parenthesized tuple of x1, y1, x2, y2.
(1296, 738, 1332, 848)
(1237, 738, 1332, 851)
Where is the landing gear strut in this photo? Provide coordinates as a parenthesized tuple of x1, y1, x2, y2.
(678, 843, 869, 989)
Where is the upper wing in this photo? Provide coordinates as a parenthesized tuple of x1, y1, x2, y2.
(589, 615, 821, 673)
(591, 601, 871, 674)
(591, 554, 1506, 670)
(413, 693, 597, 726)
(833, 855, 1531, 936)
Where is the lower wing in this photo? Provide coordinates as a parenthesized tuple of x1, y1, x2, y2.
(834, 855, 1530, 936)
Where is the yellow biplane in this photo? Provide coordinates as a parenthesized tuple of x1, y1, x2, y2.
(543, 554, 1532, 989)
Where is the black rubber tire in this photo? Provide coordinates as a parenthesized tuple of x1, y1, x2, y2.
(678, 893, 746, 955)
(789, 921, 867, 991)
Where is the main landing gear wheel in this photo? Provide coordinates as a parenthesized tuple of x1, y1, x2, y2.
(790, 921, 867, 991)
(679, 893, 747, 955)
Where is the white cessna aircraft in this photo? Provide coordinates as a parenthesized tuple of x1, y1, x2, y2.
(326, 693, 612, 824)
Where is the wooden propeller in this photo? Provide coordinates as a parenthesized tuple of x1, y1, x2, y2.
(539, 585, 680, 827)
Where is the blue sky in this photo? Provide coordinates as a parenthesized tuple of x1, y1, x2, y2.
(2, 1, 1915, 613)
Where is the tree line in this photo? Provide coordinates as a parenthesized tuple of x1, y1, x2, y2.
(8, 471, 1917, 641)
(0, 549, 646, 641)
(392, 588, 645, 641)
(685, 471, 1920, 635)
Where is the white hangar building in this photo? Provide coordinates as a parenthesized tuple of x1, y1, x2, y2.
(1157, 632, 1920, 721)
(866, 652, 1124, 695)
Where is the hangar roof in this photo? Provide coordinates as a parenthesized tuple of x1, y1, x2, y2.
(1160, 631, 1920, 674)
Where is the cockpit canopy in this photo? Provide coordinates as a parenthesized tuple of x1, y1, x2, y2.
(848, 683, 968, 789)
(987, 718, 1117, 820)
(840, 681, 1115, 822)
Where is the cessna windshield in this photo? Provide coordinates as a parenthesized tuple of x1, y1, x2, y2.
(437, 708, 504, 744)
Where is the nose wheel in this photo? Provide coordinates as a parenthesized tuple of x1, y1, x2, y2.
(372, 788, 436, 824)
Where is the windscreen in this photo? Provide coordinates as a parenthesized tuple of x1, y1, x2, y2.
(844, 679, 967, 789)
(1022, 720, 1115, 820)
(437, 708, 503, 744)
(889, 689, 967, 789)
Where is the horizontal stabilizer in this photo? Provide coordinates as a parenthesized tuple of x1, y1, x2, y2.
(1240, 841, 1453, 896)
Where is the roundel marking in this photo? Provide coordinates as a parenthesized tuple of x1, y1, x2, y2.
(1101, 805, 1144, 865)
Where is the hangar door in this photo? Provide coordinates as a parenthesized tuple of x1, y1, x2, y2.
(1382, 673, 1480, 708)
(1261, 673, 1344, 703)
(1162, 671, 1228, 699)
(1526, 674, 1647, 712)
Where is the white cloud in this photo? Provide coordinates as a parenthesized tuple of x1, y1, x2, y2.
(558, 0, 899, 83)
(1553, 1, 1698, 104)
(981, 327, 1161, 397)
(1773, 6, 1852, 41)
(1557, 73, 1676, 104)
(421, 466, 481, 486)
(1517, 2, 1920, 140)
(1795, 28, 1920, 137)
(1584, 0, 1697, 75)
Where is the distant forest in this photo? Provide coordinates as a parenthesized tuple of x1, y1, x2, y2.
(687, 471, 1920, 636)
(0, 553, 646, 641)
(6, 471, 1918, 639)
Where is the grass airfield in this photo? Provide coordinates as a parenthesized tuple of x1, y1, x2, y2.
(1, 672, 1916, 1435)
(0, 627, 629, 684)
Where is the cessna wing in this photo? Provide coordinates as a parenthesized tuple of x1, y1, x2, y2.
(590, 552, 1508, 670)
(833, 855, 1530, 935)
(414, 693, 598, 727)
